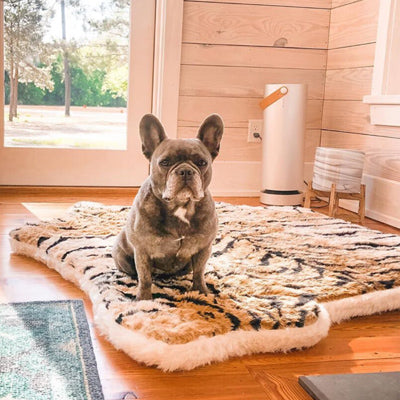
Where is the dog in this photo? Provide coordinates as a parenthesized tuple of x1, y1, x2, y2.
(112, 113, 224, 301)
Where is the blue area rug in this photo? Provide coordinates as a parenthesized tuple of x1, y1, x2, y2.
(0, 300, 104, 400)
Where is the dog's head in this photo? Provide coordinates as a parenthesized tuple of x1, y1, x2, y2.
(139, 114, 224, 204)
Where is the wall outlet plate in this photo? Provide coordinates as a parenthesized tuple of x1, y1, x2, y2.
(248, 120, 263, 142)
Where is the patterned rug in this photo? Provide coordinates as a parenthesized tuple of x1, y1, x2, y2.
(9, 203, 400, 371)
(0, 300, 104, 399)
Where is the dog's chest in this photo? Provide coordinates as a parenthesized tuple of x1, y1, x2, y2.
(174, 206, 190, 224)
(150, 234, 195, 274)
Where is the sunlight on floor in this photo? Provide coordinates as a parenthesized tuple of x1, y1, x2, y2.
(22, 203, 72, 220)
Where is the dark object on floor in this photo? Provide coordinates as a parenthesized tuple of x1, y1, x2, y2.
(0, 300, 104, 400)
(299, 371, 400, 400)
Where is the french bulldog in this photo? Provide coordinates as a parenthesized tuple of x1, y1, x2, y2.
(112, 113, 224, 301)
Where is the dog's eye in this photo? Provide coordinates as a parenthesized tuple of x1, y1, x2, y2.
(195, 159, 207, 167)
(159, 159, 171, 167)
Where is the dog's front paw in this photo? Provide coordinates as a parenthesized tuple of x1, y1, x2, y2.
(136, 290, 153, 301)
(191, 283, 209, 296)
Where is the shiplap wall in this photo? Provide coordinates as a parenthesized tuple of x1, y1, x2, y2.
(178, 0, 330, 195)
(177, 0, 399, 227)
(323, 0, 400, 227)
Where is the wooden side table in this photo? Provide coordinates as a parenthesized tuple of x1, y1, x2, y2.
(304, 181, 366, 225)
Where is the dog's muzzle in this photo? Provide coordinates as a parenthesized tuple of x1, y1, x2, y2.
(162, 163, 204, 202)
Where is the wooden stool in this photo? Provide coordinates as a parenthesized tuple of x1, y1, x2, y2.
(304, 181, 366, 225)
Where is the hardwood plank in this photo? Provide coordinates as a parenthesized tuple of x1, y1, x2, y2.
(0, 275, 86, 303)
(101, 368, 267, 400)
(183, 2, 329, 48)
(186, 0, 332, 9)
(242, 331, 400, 365)
(0, 186, 137, 204)
(321, 130, 400, 182)
(322, 100, 400, 138)
(0, 203, 35, 215)
(178, 97, 323, 129)
(248, 359, 400, 400)
(180, 65, 326, 100)
(1, 191, 400, 400)
(181, 43, 327, 70)
(324, 67, 373, 100)
(327, 43, 375, 69)
(0, 213, 38, 235)
(329, 0, 379, 49)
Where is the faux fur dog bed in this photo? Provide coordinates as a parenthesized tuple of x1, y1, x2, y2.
(9, 202, 400, 371)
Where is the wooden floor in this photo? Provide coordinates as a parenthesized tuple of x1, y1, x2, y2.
(1, 187, 400, 400)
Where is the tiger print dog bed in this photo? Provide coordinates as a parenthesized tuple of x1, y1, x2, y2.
(9, 202, 400, 371)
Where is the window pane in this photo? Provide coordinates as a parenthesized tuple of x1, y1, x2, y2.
(3, 0, 129, 150)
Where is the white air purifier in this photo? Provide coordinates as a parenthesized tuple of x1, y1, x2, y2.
(260, 83, 307, 206)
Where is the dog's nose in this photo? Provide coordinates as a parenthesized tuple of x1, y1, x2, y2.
(176, 168, 193, 178)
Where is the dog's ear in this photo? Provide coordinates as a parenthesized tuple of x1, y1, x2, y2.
(197, 114, 224, 160)
(139, 114, 167, 159)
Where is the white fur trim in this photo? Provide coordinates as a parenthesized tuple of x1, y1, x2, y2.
(93, 302, 331, 371)
(322, 286, 400, 324)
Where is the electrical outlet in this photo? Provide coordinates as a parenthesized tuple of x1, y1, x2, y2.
(248, 120, 263, 142)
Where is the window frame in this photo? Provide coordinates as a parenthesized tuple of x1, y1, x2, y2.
(363, 0, 400, 126)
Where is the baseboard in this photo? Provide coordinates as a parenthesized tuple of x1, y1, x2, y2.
(339, 174, 400, 229)
(0, 186, 139, 195)
(341, 199, 400, 229)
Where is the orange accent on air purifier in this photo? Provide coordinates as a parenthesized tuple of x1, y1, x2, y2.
(259, 86, 288, 110)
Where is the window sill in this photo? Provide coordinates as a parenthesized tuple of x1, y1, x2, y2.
(363, 95, 400, 126)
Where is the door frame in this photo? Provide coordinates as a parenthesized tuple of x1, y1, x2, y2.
(0, 0, 184, 186)
(152, 0, 184, 138)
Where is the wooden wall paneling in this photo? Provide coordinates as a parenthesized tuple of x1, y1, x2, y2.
(181, 44, 327, 70)
(178, 97, 263, 128)
(178, 126, 263, 161)
(305, 129, 322, 162)
(321, 130, 400, 182)
(178, 97, 323, 129)
(323, 0, 400, 227)
(329, 0, 379, 49)
(210, 161, 262, 196)
(186, 0, 332, 9)
(327, 43, 375, 69)
(180, 65, 326, 99)
(322, 100, 400, 138)
(183, 2, 330, 48)
(178, 127, 320, 163)
(179, 0, 329, 196)
(324, 67, 373, 100)
(331, 0, 359, 8)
